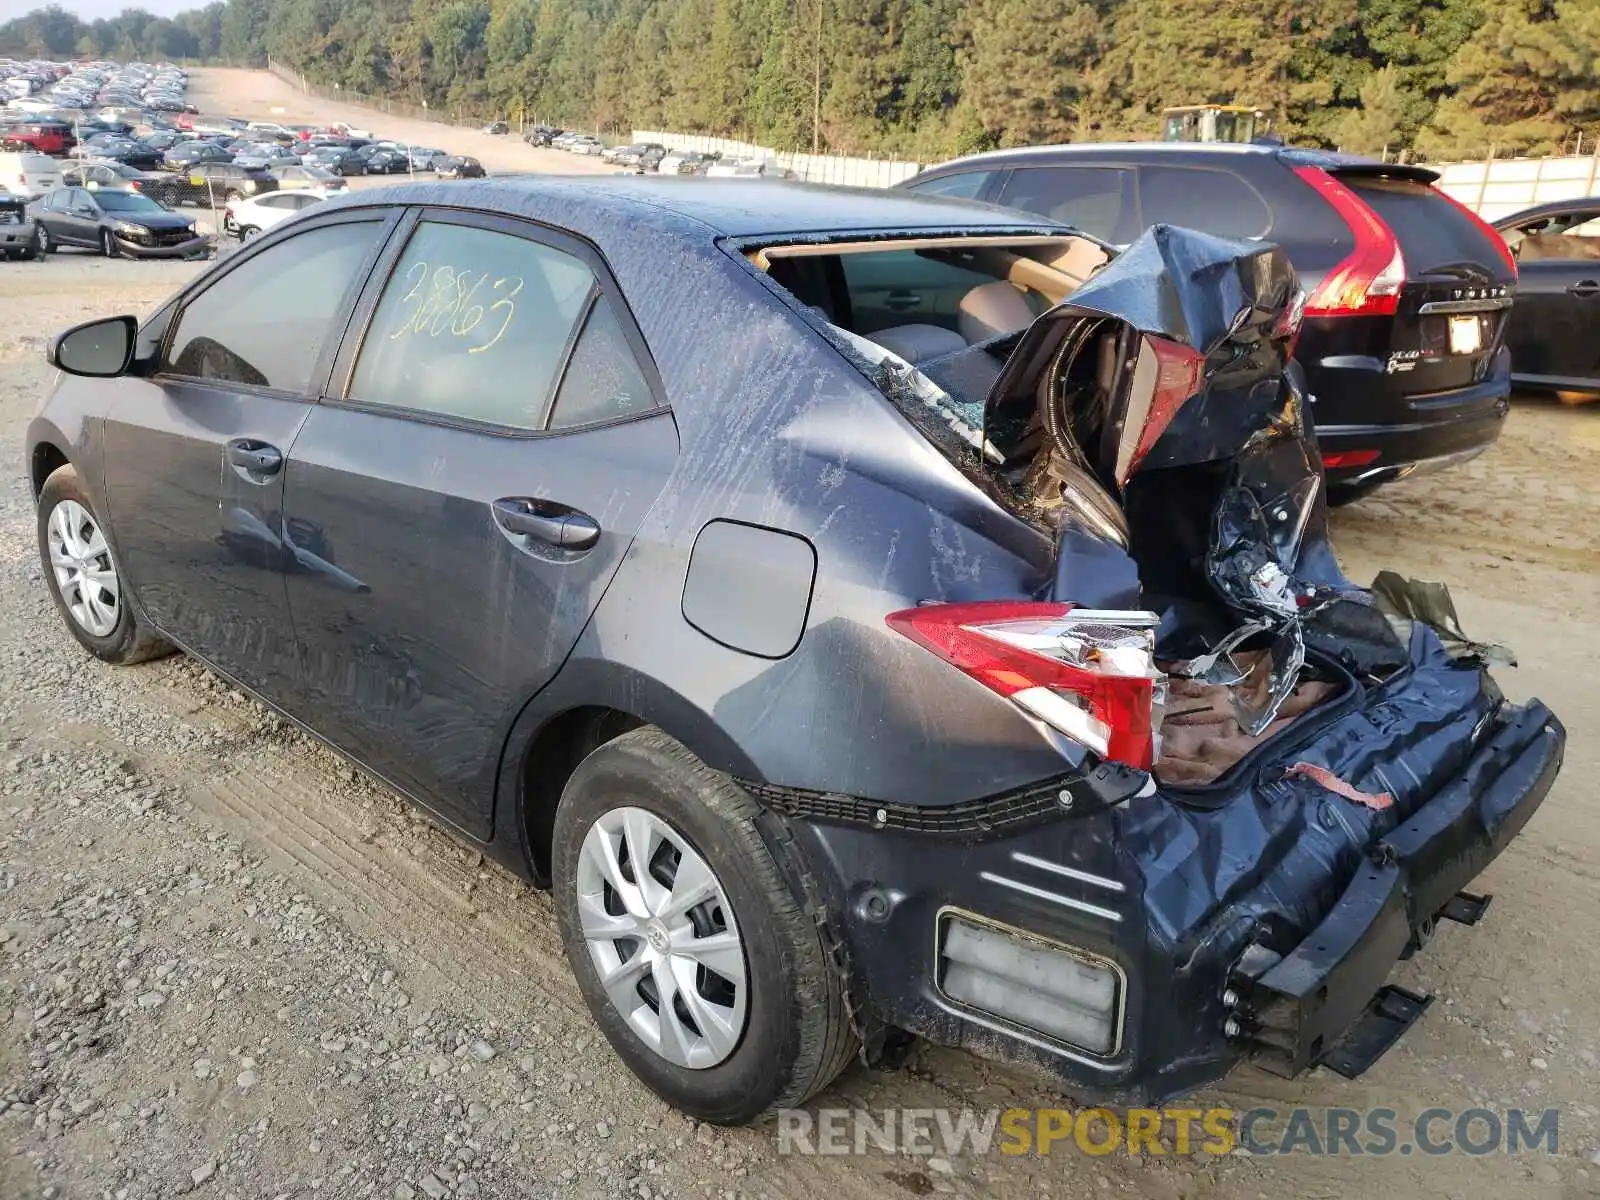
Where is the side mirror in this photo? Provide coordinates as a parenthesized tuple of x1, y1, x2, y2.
(49, 315, 138, 379)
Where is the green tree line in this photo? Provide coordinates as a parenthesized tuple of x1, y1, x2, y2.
(5, 0, 1600, 160)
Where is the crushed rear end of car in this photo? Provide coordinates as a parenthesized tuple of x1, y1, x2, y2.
(760, 224, 1563, 1101)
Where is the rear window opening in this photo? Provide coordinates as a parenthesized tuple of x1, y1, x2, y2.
(751, 234, 1109, 371)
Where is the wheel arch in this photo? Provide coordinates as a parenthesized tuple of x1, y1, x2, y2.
(493, 662, 765, 888)
(30, 439, 70, 498)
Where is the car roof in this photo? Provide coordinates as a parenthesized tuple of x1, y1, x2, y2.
(342, 176, 1064, 239)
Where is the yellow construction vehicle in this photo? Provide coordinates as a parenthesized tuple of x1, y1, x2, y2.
(1160, 105, 1271, 144)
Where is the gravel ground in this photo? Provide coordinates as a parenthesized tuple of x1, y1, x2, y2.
(2, 71, 1599, 1200)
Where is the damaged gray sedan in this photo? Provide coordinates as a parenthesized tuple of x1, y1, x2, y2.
(27, 180, 1564, 1124)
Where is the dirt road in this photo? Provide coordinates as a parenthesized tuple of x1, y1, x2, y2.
(2, 72, 1598, 1200)
(185, 68, 619, 178)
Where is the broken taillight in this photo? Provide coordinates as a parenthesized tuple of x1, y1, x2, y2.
(886, 601, 1163, 770)
(1293, 166, 1406, 318)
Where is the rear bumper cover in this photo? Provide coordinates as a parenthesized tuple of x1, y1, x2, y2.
(1231, 699, 1562, 1078)
(772, 633, 1564, 1102)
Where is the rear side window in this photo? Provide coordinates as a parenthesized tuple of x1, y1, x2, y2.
(164, 220, 384, 392)
(547, 299, 656, 429)
(348, 221, 597, 431)
(905, 171, 995, 201)
(1343, 176, 1507, 275)
(995, 166, 1135, 243)
(1137, 165, 1271, 239)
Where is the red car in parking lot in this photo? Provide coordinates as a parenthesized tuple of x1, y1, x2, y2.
(2, 121, 77, 156)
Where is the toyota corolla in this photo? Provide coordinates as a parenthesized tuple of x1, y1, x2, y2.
(26, 179, 1564, 1124)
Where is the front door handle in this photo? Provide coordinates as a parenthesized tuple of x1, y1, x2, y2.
(492, 498, 601, 550)
(1567, 280, 1600, 298)
(226, 440, 282, 475)
(883, 290, 923, 312)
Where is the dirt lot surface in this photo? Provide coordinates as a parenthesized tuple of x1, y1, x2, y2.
(2, 69, 1599, 1200)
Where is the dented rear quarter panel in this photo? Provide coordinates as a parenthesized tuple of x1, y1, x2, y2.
(325, 180, 1102, 808)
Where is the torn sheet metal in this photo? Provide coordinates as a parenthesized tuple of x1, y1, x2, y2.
(1370, 570, 1517, 667)
(983, 223, 1304, 484)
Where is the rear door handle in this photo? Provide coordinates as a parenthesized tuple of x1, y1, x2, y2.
(226, 440, 282, 476)
(1567, 280, 1600, 298)
(492, 498, 601, 550)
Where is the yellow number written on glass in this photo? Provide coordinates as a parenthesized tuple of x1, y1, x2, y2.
(469, 276, 523, 354)
(387, 260, 519, 349)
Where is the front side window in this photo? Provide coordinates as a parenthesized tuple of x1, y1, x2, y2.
(348, 221, 601, 431)
(162, 220, 385, 392)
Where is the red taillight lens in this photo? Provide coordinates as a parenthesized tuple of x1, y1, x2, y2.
(1428, 185, 1519, 281)
(1321, 449, 1381, 469)
(1293, 165, 1405, 317)
(886, 601, 1162, 770)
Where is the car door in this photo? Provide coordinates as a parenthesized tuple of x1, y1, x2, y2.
(281, 209, 678, 838)
(1503, 206, 1600, 387)
(59, 186, 102, 246)
(98, 210, 401, 702)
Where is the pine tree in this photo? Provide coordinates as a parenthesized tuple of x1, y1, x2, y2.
(1336, 64, 1407, 154)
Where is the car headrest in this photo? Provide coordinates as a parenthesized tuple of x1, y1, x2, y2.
(959, 280, 1037, 344)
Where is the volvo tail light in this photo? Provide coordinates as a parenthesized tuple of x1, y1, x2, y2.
(1293, 166, 1406, 317)
(886, 602, 1163, 770)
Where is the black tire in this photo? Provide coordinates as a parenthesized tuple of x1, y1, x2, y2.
(100, 228, 117, 258)
(552, 728, 856, 1125)
(37, 465, 172, 666)
(36, 224, 53, 254)
(158, 186, 179, 207)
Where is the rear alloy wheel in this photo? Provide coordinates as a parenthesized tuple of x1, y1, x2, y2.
(100, 228, 117, 257)
(36, 225, 52, 254)
(37, 465, 171, 665)
(552, 728, 856, 1124)
(242, 225, 261, 241)
(158, 186, 179, 207)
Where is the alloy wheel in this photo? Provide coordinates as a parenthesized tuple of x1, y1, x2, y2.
(48, 499, 119, 637)
(36, 225, 49, 253)
(575, 806, 748, 1069)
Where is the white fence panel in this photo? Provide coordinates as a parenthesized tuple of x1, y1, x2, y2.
(633, 129, 921, 189)
(1427, 154, 1600, 220)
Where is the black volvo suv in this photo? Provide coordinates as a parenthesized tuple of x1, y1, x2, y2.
(902, 144, 1520, 504)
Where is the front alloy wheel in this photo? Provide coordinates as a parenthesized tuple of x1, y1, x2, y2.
(37, 465, 171, 665)
(47, 499, 118, 636)
(575, 806, 748, 1068)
